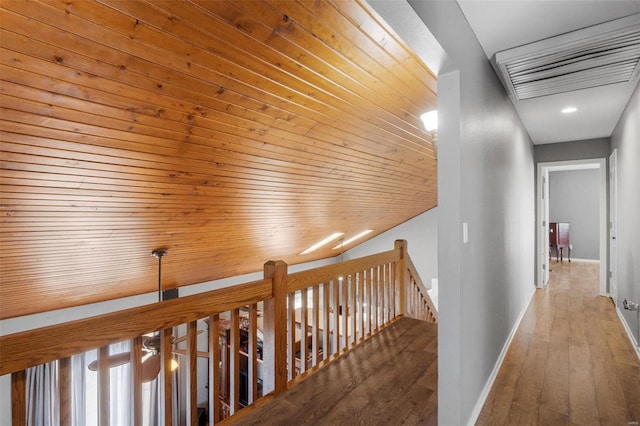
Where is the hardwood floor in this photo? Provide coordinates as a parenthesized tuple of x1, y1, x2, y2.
(233, 317, 438, 425)
(477, 260, 640, 425)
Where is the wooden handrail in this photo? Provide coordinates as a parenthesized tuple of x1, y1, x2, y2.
(0, 278, 271, 376)
(287, 249, 400, 292)
(406, 256, 426, 297)
(4, 240, 437, 424)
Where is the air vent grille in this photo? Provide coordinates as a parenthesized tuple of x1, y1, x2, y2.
(493, 14, 640, 101)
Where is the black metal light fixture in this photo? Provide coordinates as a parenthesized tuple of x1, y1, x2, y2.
(151, 248, 167, 302)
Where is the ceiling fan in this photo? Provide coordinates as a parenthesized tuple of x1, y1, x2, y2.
(87, 331, 207, 382)
(88, 248, 208, 382)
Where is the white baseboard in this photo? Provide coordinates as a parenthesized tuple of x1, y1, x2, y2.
(616, 307, 640, 361)
(466, 286, 536, 426)
(549, 258, 600, 263)
(570, 258, 600, 263)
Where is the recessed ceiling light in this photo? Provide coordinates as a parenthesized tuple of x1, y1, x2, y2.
(561, 107, 578, 114)
(331, 230, 373, 249)
(299, 232, 344, 255)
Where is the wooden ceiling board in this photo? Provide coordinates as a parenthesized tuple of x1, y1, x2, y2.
(0, 0, 437, 319)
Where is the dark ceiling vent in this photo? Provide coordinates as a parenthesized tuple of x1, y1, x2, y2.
(492, 13, 640, 101)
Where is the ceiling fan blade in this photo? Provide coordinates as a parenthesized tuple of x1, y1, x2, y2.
(141, 354, 161, 383)
(172, 329, 203, 346)
(87, 352, 133, 371)
(171, 348, 210, 358)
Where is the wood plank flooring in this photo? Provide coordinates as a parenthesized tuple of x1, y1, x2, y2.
(234, 317, 438, 425)
(477, 260, 640, 425)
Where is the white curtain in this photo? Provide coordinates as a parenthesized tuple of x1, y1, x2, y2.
(26, 361, 59, 426)
(142, 376, 158, 426)
(71, 352, 87, 425)
(25, 340, 166, 426)
(109, 341, 131, 426)
(75, 341, 132, 426)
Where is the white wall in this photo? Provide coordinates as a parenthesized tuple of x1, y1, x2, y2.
(404, 2, 536, 424)
(549, 169, 600, 260)
(342, 207, 438, 287)
(610, 81, 640, 347)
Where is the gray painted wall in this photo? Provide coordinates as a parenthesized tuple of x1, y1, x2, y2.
(549, 169, 600, 260)
(611, 82, 640, 347)
(406, 2, 536, 424)
(535, 137, 611, 163)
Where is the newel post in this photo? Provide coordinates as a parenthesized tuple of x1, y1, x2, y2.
(395, 240, 407, 316)
(263, 260, 288, 395)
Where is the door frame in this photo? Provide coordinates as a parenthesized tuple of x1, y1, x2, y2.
(536, 159, 607, 295)
(609, 149, 618, 304)
(537, 167, 550, 287)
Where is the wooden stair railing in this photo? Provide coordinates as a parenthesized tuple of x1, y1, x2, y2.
(0, 240, 436, 425)
(406, 255, 438, 323)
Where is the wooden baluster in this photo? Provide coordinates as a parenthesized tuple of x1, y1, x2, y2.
(262, 260, 288, 395)
(366, 269, 372, 337)
(412, 282, 417, 318)
(424, 299, 428, 321)
(416, 283, 420, 318)
(300, 288, 308, 374)
(407, 281, 412, 317)
(388, 264, 393, 324)
(395, 240, 407, 316)
(378, 267, 382, 325)
(248, 303, 258, 404)
(372, 266, 379, 333)
(387, 263, 396, 319)
(332, 280, 339, 355)
(186, 321, 198, 426)
(221, 328, 229, 403)
(340, 276, 349, 350)
(382, 264, 388, 325)
(209, 314, 221, 424)
(388, 263, 398, 318)
(230, 309, 240, 415)
(349, 274, 356, 347)
(59, 357, 72, 426)
(131, 336, 143, 426)
(380, 264, 389, 325)
(99, 345, 110, 426)
(287, 292, 296, 380)
(160, 328, 173, 426)
(358, 271, 365, 342)
(11, 370, 26, 426)
(322, 283, 330, 361)
(311, 285, 320, 368)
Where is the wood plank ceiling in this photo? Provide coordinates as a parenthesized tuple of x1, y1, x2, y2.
(0, 0, 437, 319)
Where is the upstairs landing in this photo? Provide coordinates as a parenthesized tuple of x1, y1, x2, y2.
(234, 317, 438, 425)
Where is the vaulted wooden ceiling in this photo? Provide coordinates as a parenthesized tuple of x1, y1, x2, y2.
(0, 0, 437, 319)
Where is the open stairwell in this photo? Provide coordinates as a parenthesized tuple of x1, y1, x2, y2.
(0, 240, 437, 425)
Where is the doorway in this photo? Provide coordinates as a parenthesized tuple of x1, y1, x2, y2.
(536, 159, 607, 295)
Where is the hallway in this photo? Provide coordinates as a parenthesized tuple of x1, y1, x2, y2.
(477, 261, 640, 425)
